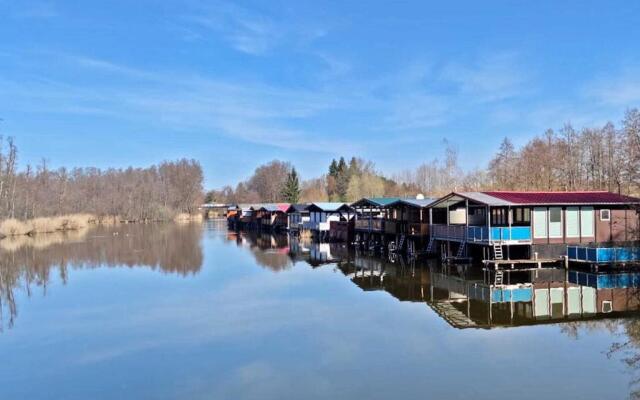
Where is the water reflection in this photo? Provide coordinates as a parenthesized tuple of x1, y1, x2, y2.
(0, 223, 203, 330)
(233, 231, 640, 328)
(3, 225, 640, 399)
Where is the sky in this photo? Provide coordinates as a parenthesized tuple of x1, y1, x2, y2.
(1, 0, 640, 188)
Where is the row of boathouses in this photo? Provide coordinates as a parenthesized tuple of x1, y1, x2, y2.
(226, 191, 640, 266)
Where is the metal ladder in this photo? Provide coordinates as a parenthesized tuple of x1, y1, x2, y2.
(493, 244, 503, 260)
(456, 242, 466, 258)
(495, 270, 504, 285)
(425, 237, 435, 253)
(397, 234, 405, 251)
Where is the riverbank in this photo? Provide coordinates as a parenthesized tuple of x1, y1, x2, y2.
(0, 213, 203, 238)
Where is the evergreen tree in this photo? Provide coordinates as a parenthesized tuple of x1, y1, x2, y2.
(328, 159, 338, 177)
(281, 167, 300, 203)
(335, 157, 349, 201)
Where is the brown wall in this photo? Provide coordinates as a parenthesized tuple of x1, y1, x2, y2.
(532, 205, 639, 245)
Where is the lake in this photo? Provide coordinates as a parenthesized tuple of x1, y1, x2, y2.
(1, 220, 639, 399)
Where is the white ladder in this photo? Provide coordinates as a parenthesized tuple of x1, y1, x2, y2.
(495, 270, 504, 285)
(493, 244, 503, 260)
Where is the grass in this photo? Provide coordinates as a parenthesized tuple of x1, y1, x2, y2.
(174, 213, 203, 223)
(0, 214, 98, 237)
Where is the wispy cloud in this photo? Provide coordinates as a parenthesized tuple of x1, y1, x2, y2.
(183, 2, 281, 55)
(585, 68, 640, 106)
(0, 52, 360, 153)
(441, 52, 531, 102)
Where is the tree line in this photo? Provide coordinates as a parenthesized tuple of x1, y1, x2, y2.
(0, 137, 204, 221)
(207, 108, 640, 203)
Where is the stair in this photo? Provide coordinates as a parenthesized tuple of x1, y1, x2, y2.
(397, 234, 405, 251)
(425, 237, 435, 253)
(456, 242, 466, 258)
(493, 244, 503, 260)
(495, 270, 504, 285)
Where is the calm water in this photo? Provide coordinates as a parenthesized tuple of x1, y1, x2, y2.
(1, 221, 640, 399)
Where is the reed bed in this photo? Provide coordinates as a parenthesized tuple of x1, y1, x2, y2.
(0, 214, 97, 238)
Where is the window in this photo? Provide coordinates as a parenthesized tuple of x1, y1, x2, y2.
(513, 207, 531, 224)
(566, 207, 579, 238)
(491, 208, 507, 225)
(533, 208, 548, 238)
(600, 209, 611, 221)
(548, 207, 562, 238)
(581, 207, 594, 237)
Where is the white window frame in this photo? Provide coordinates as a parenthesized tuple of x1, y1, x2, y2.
(533, 207, 548, 239)
(548, 207, 563, 238)
(600, 209, 611, 221)
(580, 207, 595, 237)
(565, 207, 580, 238)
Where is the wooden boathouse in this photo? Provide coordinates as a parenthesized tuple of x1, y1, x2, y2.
(302, 202, 354, 240)
(351, 197, 402, 248)
(428, 191, 640, 264)
(383, 197, 435, 255)
(256, 203, 290, 232)
(286, 203, 310, 233)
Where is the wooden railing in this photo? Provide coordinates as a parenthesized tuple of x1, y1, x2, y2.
(355, 219, 384, 231)
(431, 224, 532, 243)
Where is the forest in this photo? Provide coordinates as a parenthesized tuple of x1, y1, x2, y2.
(0, 137, 204, 222)
(207, 108, 640, 203)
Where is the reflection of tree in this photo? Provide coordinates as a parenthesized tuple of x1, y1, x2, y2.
(237, 232, 292, 272)
(0, 223, 203, 331)
(562, 287, 640, 399)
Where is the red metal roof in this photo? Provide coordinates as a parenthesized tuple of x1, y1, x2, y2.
(483, 191, 640, 205)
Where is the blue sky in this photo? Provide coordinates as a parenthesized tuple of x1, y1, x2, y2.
(1, 1, 640, 188)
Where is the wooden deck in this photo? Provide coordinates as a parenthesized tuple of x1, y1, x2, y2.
(483, 258, 562, 270)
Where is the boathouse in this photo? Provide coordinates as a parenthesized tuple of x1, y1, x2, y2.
(256, 203, 290, 232)
(351, 197, 402, 246)
(428, 191, 640, 262)
(384, 197, 435, 254)
(303, 202, 354, 240)
(286, 203, 310, 232)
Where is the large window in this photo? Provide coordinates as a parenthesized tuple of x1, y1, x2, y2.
(581, 207, 594, 237)
(548, 207, 562, 238)
(491, 208, 507, 226)
(566, 207, 579, 238)
(533, 208, 548, 238)
(513, 207, 531, 225)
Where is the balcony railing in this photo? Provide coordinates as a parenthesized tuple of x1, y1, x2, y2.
(302, 221, 331, 231)
(355, 219, 384, 231)
(431, 225, 531, 243)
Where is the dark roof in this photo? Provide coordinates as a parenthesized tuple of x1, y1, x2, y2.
(387, 198, 436, 208)
(351, 197, 404, 208)
(483, 191, 640, 205)
(286, 203, 310, 213)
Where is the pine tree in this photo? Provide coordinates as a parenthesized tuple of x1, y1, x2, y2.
(281, 167, 300, 203)
(335, 157, 349, 201)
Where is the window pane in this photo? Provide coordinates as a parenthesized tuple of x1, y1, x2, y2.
(566, 207, 579, 237)
(549, 207, 562, 237)
(581, 207, 594, 237)
(533, 208, 547, 238)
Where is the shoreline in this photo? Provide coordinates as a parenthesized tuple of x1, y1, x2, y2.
(0, 213, 203, 239)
